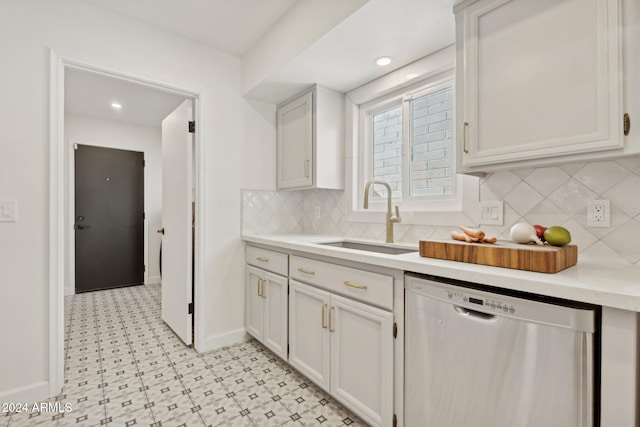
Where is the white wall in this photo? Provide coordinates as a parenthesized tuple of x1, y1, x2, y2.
(64, 113, 164, 291)
(242, 100, 278, 191)
(0, 0, 275, 401)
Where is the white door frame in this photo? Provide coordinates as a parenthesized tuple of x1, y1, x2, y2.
(49, 50, 207, 396)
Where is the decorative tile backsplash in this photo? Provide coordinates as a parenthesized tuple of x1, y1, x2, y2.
(241, 190, 304, 235)
(242, 157, 640, 268)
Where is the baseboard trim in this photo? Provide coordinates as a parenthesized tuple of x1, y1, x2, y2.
(0, 381, 50, 404)
(64, 284, 74, 296)
(146, 276, 161, 285)
(199, 328, 248, 353)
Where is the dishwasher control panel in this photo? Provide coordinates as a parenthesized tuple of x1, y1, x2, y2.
(447, 290, 516, 314)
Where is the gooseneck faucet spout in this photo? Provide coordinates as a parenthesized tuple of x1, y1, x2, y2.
(363, 179, 401, 243)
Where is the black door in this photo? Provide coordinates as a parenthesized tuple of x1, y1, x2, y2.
(75, 145, 145, 293)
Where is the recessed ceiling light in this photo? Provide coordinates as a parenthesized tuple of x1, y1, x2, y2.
(375, 56, 392, 66)
(111, 102, 122, 109)
(406, 73, 419, 81)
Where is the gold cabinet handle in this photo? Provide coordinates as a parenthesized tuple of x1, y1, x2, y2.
(329, 306, 335, 332)
(297, 268, 315, 275)
(257, 278, 263, 297)
(304, 159, 309, 178)
(256, 257, 269, 262)
(463, 122, 469, 154)
(344, 281, 367, 290)
(321, 304, 327, 329)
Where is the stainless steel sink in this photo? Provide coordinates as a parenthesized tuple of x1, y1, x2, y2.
(315, 240, 418, 255)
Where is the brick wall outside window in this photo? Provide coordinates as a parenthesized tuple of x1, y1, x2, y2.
(411, 87, 453, 196)
(371, 86, 453, 200)
(372, 106, 403, 199)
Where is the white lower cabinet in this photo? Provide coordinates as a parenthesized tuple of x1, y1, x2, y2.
(289, 279, 394, 427)
(245, 265, 288, 361)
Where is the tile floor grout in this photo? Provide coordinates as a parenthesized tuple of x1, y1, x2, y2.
(4, 284, 365, 427)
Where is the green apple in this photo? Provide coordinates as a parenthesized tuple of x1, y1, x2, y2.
(544, 226, 571, 246)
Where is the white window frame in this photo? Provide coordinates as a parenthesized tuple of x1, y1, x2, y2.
(359, 77, 457, 211)
(345, 46, 480, 226)
(357, 69, 462, 213)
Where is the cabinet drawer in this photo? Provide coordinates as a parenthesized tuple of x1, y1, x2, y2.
(246, 246, 288, 276)
(289, 256, 392, 310)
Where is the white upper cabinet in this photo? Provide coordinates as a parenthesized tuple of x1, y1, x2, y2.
(277, 85, 344, 190)
(455, 0, 625, 173)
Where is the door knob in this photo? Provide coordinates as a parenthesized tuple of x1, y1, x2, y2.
(157, 228, 165, 235)
(74, 215, 87, 230)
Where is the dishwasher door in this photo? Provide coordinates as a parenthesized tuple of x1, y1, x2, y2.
(405, 275, 596, 427)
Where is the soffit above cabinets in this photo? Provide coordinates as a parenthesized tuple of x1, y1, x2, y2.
(243, 0, 455, 104)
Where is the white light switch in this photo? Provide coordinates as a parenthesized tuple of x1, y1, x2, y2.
(0, 200, 17, 222)
(479, 201, 503, 225)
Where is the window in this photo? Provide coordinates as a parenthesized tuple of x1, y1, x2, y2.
(360, 75, 455, 207)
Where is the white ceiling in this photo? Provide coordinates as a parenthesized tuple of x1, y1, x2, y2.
(80, 0, 300, 56)
(249, 0, 455, 101)
(283, 0, 454, 92)
(68, 0, 454, 123)
(65, 67, 188, 127)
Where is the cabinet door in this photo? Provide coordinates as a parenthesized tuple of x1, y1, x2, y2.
(288, 280, 331, 392)
(329, 294, 393, 427)
(277, 91, 313, 189)
(245, 266, 264, 342)
(459, 0, 622, 169)
(263, 272, 288, 361)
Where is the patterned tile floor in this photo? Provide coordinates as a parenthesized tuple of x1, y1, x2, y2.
(3, 284, 365, 426)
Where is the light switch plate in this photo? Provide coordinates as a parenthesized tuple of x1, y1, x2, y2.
(0, 200, 17, 222)
(479, 201, 503, 225)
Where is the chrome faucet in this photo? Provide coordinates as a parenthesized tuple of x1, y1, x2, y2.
(363, 179, 401, 243)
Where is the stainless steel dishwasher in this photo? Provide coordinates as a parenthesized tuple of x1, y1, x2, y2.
(405, 273, 598, 427)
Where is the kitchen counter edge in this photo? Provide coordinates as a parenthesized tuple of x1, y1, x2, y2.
(242, 234, 640, 312)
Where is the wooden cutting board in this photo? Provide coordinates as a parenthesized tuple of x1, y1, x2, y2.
(419, 239, 577, 273)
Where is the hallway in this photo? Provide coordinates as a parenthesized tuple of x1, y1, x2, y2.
(3, 285, 363, 426)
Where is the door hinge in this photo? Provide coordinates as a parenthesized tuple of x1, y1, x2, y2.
(189, 121, 196, 133)
(624, 113, 630, 136)
(392, 414, 397, 427)
(287, 344, 289, 354)
(142, 159, 146, 167)
(393, 322, 397, 339)
(188, 303, 194, 314)
(143, 265, 146, 272)
(143, 212, 146, 220)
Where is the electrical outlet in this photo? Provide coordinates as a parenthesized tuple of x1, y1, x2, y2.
(587, 199, 610, 227)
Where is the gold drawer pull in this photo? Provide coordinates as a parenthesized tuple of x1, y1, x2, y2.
(257, 278, 264, 297)
(344, 281, 367, 290)
(256, 257, 269, 262)
(297, 268, 315, 275)
(321, 304, 327, 329)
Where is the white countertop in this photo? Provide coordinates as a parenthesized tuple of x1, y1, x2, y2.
(242, 234, 640, 312)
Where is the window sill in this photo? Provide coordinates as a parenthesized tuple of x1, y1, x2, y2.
(346, 209, 475, 227)
(348, 174, 481, 226)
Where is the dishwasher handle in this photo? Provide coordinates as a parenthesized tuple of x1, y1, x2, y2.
(454, 305, 497, 321)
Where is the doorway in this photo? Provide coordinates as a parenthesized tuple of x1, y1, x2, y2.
(74, 144, 145, 293)
(49, 54, 204, 396)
